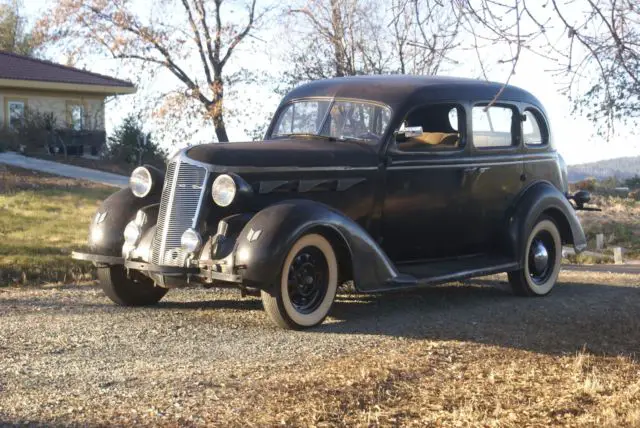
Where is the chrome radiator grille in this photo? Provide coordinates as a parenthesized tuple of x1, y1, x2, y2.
(151, 159, 208, 266)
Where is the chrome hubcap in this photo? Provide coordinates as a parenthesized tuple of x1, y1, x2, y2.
(528, 230, 556, 284)
(532, 240, 549, 274)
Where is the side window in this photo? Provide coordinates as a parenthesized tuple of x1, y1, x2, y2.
(472, 105, 517, 149)
(396, 104, 464, 152)
(67, 103, 85, 131)
(523, 109, 547, 146)
(7, 100, 25, 130)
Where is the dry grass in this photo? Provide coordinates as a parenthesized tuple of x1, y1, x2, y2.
(578, 194, 640, 260)
(0, 164, 113, 286)
(210, 343, 640, 427)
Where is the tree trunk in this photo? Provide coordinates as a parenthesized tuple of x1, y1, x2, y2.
(330, 0, 346, 77)
(209, 77, 229, 143)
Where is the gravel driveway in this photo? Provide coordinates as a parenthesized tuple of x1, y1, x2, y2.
(1, 271, 639, 426)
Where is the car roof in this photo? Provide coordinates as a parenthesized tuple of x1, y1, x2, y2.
(282, 75, 545, 112)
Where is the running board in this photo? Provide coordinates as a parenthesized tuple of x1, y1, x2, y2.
(364, 255, 519, 293)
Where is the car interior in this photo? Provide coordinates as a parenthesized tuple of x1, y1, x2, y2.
(396, 104, 462, 151)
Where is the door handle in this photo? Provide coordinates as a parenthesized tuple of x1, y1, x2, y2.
(463, 166, 491, 176)
(463, 167, 478, 175)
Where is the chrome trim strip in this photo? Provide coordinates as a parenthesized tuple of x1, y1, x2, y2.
(192, 169, 210, 229)
(388, 158, 555, 170)
(158, 159, 181, 265)
(210, 164, 378, 173)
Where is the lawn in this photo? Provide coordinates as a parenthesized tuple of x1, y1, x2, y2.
(0, 165, 114, 286)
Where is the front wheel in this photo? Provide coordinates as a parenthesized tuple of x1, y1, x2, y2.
(98, 266, 167, 306)
(508, 216, 562, 296)
(261, 233, 339, 329)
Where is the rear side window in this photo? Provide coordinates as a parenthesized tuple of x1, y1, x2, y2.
(523, 109, 547, 146)
(472, 105, 517, 148)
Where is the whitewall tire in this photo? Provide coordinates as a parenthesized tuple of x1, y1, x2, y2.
(508, 216, 562, 296)
(261, 233, 338, 329)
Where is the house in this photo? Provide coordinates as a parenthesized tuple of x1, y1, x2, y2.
(0, 50, 136, 156)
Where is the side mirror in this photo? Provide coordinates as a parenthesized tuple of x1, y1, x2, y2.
(395, 126, 423, 142)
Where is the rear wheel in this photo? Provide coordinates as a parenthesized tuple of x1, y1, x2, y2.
(98, 266, 167, 306)
(508, 216, 562, 296)
(261, 233, 338, 329)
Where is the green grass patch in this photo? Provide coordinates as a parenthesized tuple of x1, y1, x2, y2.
(0, 180, 113, 286)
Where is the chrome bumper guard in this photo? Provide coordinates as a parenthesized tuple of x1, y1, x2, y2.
(71, 251, 124, 265)
(124, 260, 242, 284)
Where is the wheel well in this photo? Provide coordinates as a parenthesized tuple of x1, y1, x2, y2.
(542, 208, 573, 245)
(306, 226, 354, 284)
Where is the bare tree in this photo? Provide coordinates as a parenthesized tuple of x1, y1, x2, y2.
(390, 0, 462, 75)
(457, 0, 640, 134)
(279, 0, 462, 90)
(37, 0, 272, 143)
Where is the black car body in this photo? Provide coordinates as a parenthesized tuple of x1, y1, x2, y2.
(73, 75, 589, 329)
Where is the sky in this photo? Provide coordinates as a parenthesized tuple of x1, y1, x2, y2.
(18, 0, 640, 165)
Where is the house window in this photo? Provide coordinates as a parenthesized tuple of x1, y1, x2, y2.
(7, 100, 25, 129)
(68, 103, 85, 130)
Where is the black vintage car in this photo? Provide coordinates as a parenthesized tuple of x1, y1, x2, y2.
(73, 75, 590, 329)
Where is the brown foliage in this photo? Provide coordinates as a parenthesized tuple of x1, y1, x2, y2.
(36, 0, 272, 142)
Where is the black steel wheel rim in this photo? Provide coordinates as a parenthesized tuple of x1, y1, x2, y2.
(287, 246, 329, 314)
(528, 230, 556, 284)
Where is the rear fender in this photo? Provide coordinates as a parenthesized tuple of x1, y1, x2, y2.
(234, 200, 397, 292)
(506, 182, 587, 264)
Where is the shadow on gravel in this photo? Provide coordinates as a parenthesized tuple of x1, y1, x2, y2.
(318, 279, 640, 357)
(156, 299, 263, 311)
(5, 279, 638, 358)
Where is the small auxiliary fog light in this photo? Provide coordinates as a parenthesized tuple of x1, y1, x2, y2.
(181, 228, 203, 253)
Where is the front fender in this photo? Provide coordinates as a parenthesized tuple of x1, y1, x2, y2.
(88, 188, 158, 256)
(507, 182, 587, 264)
(234, 200, 397, 292)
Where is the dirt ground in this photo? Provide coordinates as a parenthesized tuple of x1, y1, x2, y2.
(1, 270, 639, 427)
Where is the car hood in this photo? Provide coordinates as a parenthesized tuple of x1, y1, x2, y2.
(185, 139, 378, 169)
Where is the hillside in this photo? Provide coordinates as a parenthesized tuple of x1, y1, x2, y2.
(568, 156, 640, 182)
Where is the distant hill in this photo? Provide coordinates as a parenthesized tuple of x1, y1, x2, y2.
(567, 156, 640, 182)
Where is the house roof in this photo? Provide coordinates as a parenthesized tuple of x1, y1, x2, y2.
(0, 51, 136, 95)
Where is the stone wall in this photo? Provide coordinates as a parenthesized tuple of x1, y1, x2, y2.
(0, 89, 106, 130)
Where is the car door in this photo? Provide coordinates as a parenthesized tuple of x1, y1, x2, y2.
(467, 103, 525, 250)
(380, 103, 481, 262)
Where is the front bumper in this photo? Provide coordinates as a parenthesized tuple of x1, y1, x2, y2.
(71, 251, 124, 265)
(125, 260, 242, 283)
(71, 251, 243, 285)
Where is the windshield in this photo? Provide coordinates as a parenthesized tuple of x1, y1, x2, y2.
(271, 99, 392, 143)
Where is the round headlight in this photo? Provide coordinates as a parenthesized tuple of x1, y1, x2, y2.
(212, 174, 237, 207)
(181, 228, 202, 253)
(130, 166, 153, 198)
